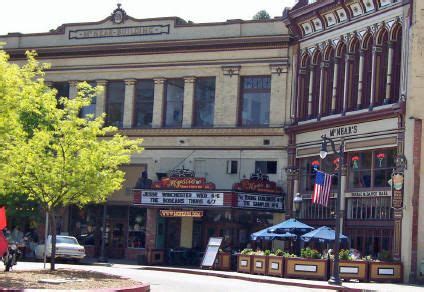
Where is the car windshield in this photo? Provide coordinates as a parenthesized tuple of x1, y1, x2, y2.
(56, 237, 78, 245)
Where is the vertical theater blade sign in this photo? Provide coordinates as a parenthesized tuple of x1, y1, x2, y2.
(391, 173, 404, 209)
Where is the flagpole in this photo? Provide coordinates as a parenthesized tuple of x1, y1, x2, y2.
(320, 135, 344, 286)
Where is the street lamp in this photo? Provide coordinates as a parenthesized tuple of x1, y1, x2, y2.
(320, 135, 344, 286)
(293, 193, 303, 219)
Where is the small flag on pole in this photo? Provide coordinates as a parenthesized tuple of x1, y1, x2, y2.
(313, 171, 332, 207)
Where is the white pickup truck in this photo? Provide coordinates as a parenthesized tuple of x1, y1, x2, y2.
(35, 235, 86, 261)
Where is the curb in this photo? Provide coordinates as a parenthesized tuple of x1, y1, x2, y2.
(142, 267, 360, 291)
(0, 283, 150, 292)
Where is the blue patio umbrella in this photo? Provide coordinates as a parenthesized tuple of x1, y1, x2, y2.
(300, 226, 348, 243)
(250, 228, 297, 241)
(267, 218, 314, 234)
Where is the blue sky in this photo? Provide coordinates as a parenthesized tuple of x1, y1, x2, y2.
(0, 0, 296, 35)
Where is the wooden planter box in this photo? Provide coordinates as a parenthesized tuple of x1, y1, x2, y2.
(252, 255, 267, 275)
(330, 260, 369, 282)
(284, 257, 329, 281)
(369, 261, 403, 283)
(147, 249, 165, 265)
(237, 254, 252, 274)
(267, 256, 284, 277)
(214, 252, 231, 271)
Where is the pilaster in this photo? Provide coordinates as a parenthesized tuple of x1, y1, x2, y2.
(123, 79, 136, 128)
(95, 80, 108, 118)
(152, 78, 166, 128)
(69, 80, 79, 99)
(182, 77, 196, 128)
(270, 64, 288, 126)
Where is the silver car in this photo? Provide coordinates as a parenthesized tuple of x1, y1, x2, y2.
(35, 235, 86, 261)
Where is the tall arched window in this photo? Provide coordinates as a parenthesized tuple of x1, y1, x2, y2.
(297, 53, 310, 121)
(390, 24, 402, 103)
(311, 51, 322, 119)
(361, 34, 373, 109)
(374, 29, 389, 106)
(347, 39, 360, 111)
(335, 43, 346, 114)
(322, 47, 335, 117)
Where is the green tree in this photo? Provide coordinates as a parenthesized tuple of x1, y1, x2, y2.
(0, 50, 143, 270)
(253, 10, 271, 20)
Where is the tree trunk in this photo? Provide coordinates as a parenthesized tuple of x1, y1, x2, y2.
(50, 210, 57, 271)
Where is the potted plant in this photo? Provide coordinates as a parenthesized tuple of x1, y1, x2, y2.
(329, 249, 369, 282)
(284, 247, 329, 280)
(368, 251, 403, 282)
(252, 250, 268, 275)
(237, 248, 253, 273)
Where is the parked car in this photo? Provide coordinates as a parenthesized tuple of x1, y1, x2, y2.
(35, 235, 85, 261)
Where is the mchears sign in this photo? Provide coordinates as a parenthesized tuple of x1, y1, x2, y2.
(138, 190, 224, 207)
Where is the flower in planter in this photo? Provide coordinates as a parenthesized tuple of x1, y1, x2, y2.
(301, 247, 321, 259)
(240, 248, 253, 255)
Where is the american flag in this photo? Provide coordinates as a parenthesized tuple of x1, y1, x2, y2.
(313, 171, 332, 207)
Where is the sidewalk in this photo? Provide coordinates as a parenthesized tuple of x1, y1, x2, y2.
(83, 258, 424, 292)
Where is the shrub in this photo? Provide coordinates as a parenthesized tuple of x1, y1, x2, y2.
(274, 249, 284, 256)
(378, 250, 392, 262)
(339, 249, 351, 261)
(240, 248, 253, 255)
(264, 250, 271, 256)
(301, 247, 321, 259)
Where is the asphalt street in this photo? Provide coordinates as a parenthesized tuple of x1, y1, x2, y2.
(13, 262, 325, 292)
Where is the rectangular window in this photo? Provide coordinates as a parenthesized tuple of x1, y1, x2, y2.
(80, 81, 97, 119)
(299, 155, 339, 193)
(134, 80, 154, 128)
(106, 81, 125, 127)
(194, 77, 216, 127)
(346, 197, 392, 220)
(227, 160, 238, 174)
(240, 76, 271, 126)
(348, 148, 396, 190)
(255, 161, 277, 174)
(128, 207, 146, 248)
(52, 82, 69, 108)
(164, 79, 184, 127)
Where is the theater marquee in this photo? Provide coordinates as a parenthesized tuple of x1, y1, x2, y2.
(138, 190, 224, 207)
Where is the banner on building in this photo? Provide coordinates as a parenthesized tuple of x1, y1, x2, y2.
(391, 173, 404, 209)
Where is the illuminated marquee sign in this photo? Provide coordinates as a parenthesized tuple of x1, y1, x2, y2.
(139, 190, 224, 207)
(237, 193, 283, 210)
(69, 25, 170, 39)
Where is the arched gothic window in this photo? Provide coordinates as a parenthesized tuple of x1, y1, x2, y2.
(297, 54, 311, 121)
(335, 43, 346, 114)
(322, 47, 335, 117)
(311, 51, 322, 119)
(374, 29, 389, 106)
(347, 39, 361, 111)
(390, 24, 402, 103)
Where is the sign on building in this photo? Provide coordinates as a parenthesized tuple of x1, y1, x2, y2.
(138, 190, 224, 207)
(237, 193, 283, 210)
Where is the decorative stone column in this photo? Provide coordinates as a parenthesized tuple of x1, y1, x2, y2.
(182, 77, 196, 128)
(369, 46, 381, 110)
(385, 42, 394, 104)
(123, 79, 136, 128)
(331, 58, 340, 113)
(217, 66, 240, 127)
(69, 80, 79, 99)
(270, 64, 288, 126)
(342, 54, 352, 114)
(357, 51, 365, 109)
(307, 65, 315, 118)
(152, 78, 166, 128)
(317, 62, 326, 120)
(95, 80, 108, 118)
